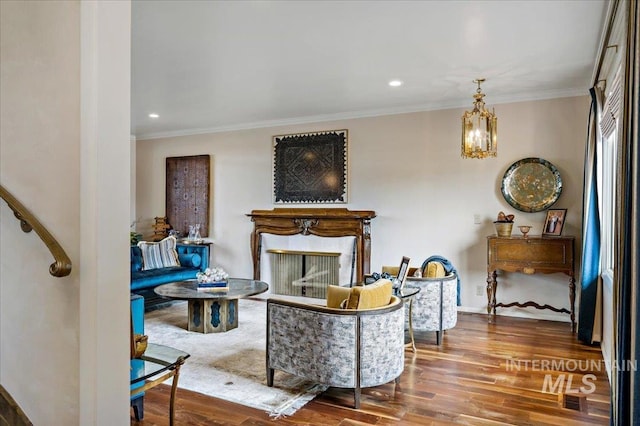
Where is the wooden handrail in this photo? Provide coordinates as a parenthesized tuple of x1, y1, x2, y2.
(0, 184, 72, 277)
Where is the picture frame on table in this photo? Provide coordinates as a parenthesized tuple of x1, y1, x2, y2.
(395, 256, 411, 291)
(542, 208, 567, 236)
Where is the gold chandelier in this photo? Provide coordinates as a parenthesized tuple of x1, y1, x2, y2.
(461, 78, 497, 159)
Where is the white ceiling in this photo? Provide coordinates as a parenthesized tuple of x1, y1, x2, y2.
(131, 0, 608, 140)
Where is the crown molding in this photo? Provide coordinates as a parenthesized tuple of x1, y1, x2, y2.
(134, 87, 588, 141)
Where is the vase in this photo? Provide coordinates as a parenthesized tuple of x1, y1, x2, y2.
(494, 221, 513, 237)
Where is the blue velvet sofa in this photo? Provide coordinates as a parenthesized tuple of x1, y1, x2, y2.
(130, 243, 210, 292)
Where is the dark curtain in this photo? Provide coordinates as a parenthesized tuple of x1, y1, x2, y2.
(578, 87, 603, 344)
(613, 1, 640, 424)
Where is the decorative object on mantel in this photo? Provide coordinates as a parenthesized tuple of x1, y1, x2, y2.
(493, 211, 515, 237)
(501, 157, 562, 212)
(273, 130, 348, 203)
(542, 208, 567, 237)
(461, 78, 497, 159)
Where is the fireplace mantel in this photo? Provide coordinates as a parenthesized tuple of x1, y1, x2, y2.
(247, 208, 376, 283)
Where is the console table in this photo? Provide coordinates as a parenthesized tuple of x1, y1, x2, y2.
(486, 235, 576, 331)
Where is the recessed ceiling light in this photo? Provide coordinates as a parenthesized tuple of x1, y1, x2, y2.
(148, 113, 159, 119)
(388, 80, 403, 87)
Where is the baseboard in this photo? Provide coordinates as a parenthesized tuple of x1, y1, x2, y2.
(0, 385, 32, 426)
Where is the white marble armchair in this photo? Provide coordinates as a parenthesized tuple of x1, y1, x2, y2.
(405, 272, 458, 345)
(266, 295, 404, 408)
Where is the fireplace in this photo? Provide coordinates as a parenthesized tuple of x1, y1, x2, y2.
(267, 249, 341, 298)
(246, 208, 376, 287)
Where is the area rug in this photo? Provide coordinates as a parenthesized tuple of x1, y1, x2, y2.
(144, 298, 328, 417)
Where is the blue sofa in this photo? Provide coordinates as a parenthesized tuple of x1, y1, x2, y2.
(130, 243, 210, 292)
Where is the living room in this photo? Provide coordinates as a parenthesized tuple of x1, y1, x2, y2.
(1, 1, 639, 425)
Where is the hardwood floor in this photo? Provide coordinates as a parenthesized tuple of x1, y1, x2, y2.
(132, 312, 610, 425)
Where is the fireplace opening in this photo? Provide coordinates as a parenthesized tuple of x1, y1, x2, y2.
(267, 249, 345, 298)
(260, 234, 357, 297)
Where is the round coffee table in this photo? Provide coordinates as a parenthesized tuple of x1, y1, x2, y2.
(154, 278, 268, 333)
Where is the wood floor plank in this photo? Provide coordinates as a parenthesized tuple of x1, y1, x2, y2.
(132, 312, 610, 425)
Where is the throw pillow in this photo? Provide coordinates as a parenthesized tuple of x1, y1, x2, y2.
(346, 278, 392, 309)
(425, 261, 446, 278)
(178, 252, 202, 268)
(326, 285, 352, 309)
(138, 236, 180, 270)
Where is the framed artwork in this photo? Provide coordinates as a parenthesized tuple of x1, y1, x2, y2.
(542, 208, 567, 236)
(273, 130, 348, 203)
(166, 155, 210, 238)
(395, 256, 411, 291)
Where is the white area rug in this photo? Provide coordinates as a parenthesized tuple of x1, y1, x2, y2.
(144, 298, 328, 417)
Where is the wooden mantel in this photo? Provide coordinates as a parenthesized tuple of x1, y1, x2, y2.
(246, 208, 376, 283)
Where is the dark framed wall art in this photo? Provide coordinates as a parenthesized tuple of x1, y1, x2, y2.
(166, 155, 210, 237)
(273, 130, 348, 204)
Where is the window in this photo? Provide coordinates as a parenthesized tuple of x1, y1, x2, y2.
(598, 129, 617, 277)
(598, 68, 621, 281)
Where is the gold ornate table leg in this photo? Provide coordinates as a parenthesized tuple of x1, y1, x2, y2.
(569, 274, 576, 332)
(408, 298, 416, 352)
(486, 270, 497, 318)
(168, 357, 186, 426)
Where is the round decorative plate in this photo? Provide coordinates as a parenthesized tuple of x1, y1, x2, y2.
(501, 158, 562, 212)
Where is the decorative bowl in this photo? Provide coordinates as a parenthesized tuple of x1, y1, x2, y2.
(518, 225, 532, 238)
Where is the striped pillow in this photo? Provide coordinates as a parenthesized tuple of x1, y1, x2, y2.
(138, 236, 180, 270)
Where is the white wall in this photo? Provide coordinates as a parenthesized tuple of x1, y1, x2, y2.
(1, 1, 131, 424)
(79, 2, 131, 424)
(1, 2, 81, 423)
(137, 95, 589, 322)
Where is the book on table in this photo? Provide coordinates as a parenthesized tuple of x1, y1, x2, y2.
(197, 281, 228, 291)
(197, 286, 228, 292)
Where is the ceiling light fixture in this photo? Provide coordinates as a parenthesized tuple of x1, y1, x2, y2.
(388, 80, 403, 87)
(148, 113, 159, 119)
(461, 78, 497, 159)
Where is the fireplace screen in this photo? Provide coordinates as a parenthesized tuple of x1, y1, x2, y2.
(267, 249, 340, 299)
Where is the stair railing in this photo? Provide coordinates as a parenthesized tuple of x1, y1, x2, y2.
(0, 184, 72, 277)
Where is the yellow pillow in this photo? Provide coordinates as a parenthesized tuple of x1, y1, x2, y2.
(346, 279, 393, 309)
(425, 261, 446, 278)
(326, 285, 352, 309)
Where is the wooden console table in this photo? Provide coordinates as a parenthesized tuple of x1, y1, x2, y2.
(486, 235, 576, 331)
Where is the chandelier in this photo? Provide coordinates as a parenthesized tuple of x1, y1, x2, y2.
(461, 78, 497, 159)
